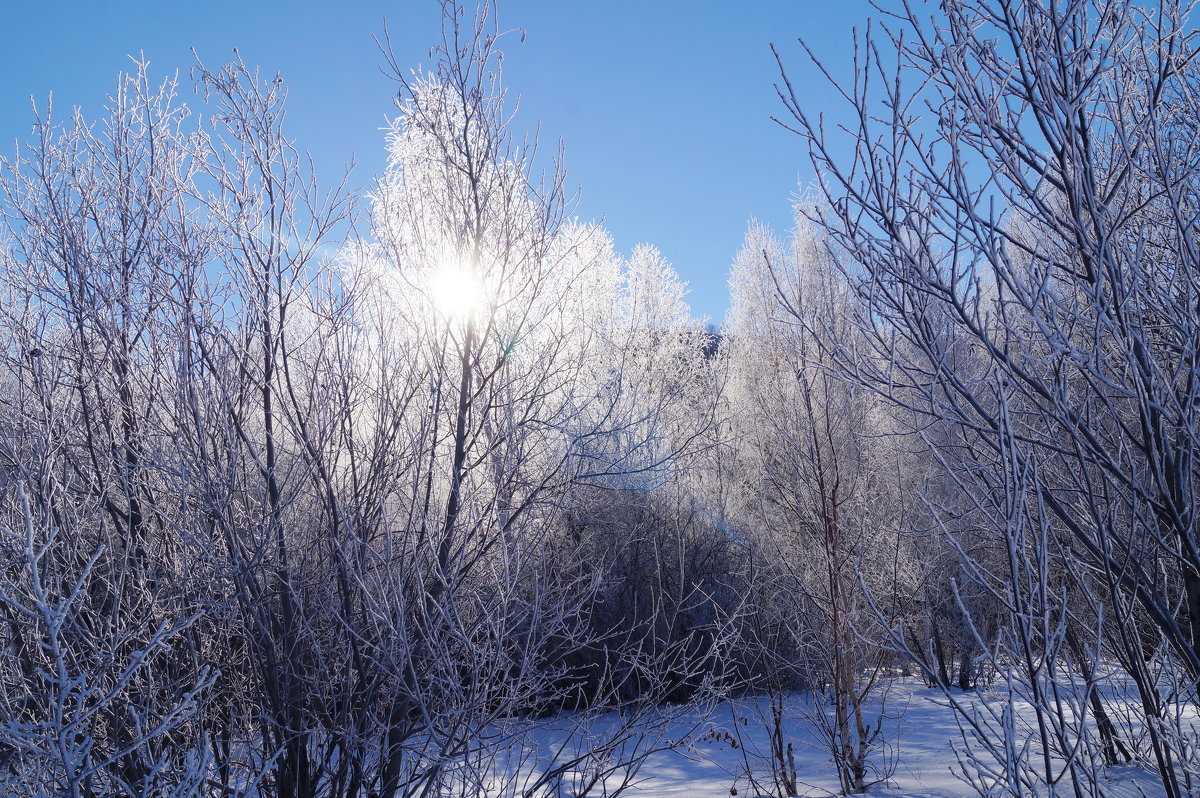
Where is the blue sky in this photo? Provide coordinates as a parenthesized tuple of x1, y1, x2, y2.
(0, 1, 875, 323)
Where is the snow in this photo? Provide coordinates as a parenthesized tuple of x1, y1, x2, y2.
(606, 680, 1171, 798)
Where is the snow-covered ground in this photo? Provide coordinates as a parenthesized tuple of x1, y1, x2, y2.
(614, 680, 1170, 798)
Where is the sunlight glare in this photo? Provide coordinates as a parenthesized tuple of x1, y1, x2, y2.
(430, 262, 483, 321)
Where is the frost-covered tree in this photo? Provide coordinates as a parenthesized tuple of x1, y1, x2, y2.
(725, 217, 914, 795)
(775, 0, 1200, 794)
(0, 2, 729, 794)
(0, 63, 219, 797)
(333, 2, 729, 795)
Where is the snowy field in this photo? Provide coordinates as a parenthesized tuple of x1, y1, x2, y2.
(604, 681, 1173, 798)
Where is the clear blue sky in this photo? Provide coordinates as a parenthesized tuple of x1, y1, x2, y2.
(0, 1, 874, 323)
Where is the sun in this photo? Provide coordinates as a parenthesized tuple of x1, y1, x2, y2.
(430, 262, 483, 321)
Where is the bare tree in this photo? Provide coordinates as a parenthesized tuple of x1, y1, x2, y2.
(725, 219, 912, 794)
(0, 2, 733, 796)
(337, 2, 730, 795)
(0, 62, 218, 797)
(774, 0, 1200, 794)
